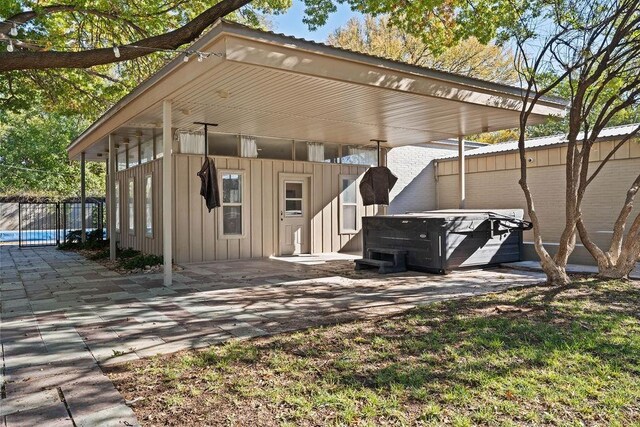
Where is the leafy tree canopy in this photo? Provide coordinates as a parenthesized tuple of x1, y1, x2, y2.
(328, 16, 518, 83)
(0, 0, 291, 116)
(0, 108, 105, 198)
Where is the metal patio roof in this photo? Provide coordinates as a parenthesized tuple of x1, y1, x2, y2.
(67, 19, 568, 161)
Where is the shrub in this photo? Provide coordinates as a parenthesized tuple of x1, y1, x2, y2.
(118, 247, 140, 259)
(58, 228, 108, 250)
(119, 253, 163, 270)
(88, 248, 110, 260)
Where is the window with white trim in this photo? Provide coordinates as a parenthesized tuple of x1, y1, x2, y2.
(144, 175, 153, 237)
(340, 175, 358, 233)
(220, 172, 244, 237)
(128, 178, 135, 235)
(114, 181, 120, 232)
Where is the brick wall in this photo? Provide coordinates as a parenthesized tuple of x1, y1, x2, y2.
(387, 145, 457, 214)
(436, 142, 640, 265)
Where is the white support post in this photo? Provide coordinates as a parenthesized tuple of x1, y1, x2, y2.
(458, 136, 466, 209)
(80, 152, 87, 243)
(162, 100, 173, 285)
(108, 135, 117, 261)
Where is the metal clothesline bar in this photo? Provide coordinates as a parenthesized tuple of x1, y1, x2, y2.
(369, 139, 387, 167)
(194, 121, 218, 155)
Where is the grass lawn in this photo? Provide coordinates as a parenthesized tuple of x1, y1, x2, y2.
(107, 278, 640, 426)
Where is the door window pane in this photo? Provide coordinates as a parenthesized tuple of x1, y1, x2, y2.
(285, 182, 303, 217)
(286, 182, 303, 199)
(285, 200, 303, 217)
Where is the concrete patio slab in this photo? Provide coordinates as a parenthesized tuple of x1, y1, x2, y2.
(505, 260, 640, 279)
(1, 245, 549, 425)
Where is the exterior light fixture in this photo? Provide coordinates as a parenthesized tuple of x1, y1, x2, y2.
(113, 46, 120, 58)
(7, 40, 14, 52)
(9, 23, 18, 37)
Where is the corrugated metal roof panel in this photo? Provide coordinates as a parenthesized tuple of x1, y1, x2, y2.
(438, 123, 640, 159)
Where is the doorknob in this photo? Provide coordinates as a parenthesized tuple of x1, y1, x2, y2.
(280, 210, 283, 221)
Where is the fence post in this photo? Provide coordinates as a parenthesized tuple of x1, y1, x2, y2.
(18, 202, 22, 247)
(56, 203, 60, 246)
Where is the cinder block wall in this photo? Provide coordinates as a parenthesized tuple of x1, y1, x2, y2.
(387, 145, 457, 214)
(436, 140, 640, 265)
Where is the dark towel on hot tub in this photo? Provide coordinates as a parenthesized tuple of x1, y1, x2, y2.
(197, 157, 220, 212)
(359, 166, 398, 206)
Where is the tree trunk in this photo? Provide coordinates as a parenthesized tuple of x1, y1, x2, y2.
(519, 175, 572, 286)
(539, 251, 572, 285)
(576, 175, 640, 280)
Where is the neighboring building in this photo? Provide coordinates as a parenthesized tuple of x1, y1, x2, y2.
(66, 19, 564, 277)
(436, 124, 640, 264)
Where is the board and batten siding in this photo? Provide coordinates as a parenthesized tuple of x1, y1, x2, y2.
(171, 154, 377, 264)
(436, 139, 640, 252)
(114, 158, 163, 256)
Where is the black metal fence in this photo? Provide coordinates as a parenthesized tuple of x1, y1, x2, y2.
(17, 199, 105, 247)
(62, 200, 105, 242)
(18, 202, 61, 247)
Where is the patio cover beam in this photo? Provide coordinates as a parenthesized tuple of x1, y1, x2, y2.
(163, 100, 173, 285)
(458, 136, 466, 209)
(81, 152, 86, 243)
(108, 135, 116, 261)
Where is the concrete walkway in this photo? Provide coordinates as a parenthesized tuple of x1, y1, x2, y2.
(505, 260, 640, 280)
(1, 246, 546, 426)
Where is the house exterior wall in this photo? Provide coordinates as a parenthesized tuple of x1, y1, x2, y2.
(387, 145, 457, 214)
(436, 139, 640, 264)
(114, 158, 163, 256)
(171, 154, 376, 263)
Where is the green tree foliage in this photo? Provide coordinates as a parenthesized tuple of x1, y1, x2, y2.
(0, 109, 104, 198)
(0, 0, 291, 114)
(328, 16, 518, 84)
(0, 0, 292, 198)
(304, 0, 525, 55)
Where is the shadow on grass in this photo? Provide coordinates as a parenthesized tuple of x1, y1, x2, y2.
(109, 278, 640, 425)
(246, 278, 640, 393)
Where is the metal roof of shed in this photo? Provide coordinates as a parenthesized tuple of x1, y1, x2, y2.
(438, 123, 640, 159)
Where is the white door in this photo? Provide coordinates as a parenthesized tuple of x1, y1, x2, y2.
(279, 176, 310, 255)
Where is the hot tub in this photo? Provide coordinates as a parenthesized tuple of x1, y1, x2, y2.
(360, 209, 531, 274)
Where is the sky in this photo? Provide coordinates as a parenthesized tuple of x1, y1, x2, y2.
(269, 0, 362, 43)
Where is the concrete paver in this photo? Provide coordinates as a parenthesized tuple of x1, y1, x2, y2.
(1, 245, 547, 425)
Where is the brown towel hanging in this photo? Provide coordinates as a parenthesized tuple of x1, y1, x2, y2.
(197, 157, 221, 212)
